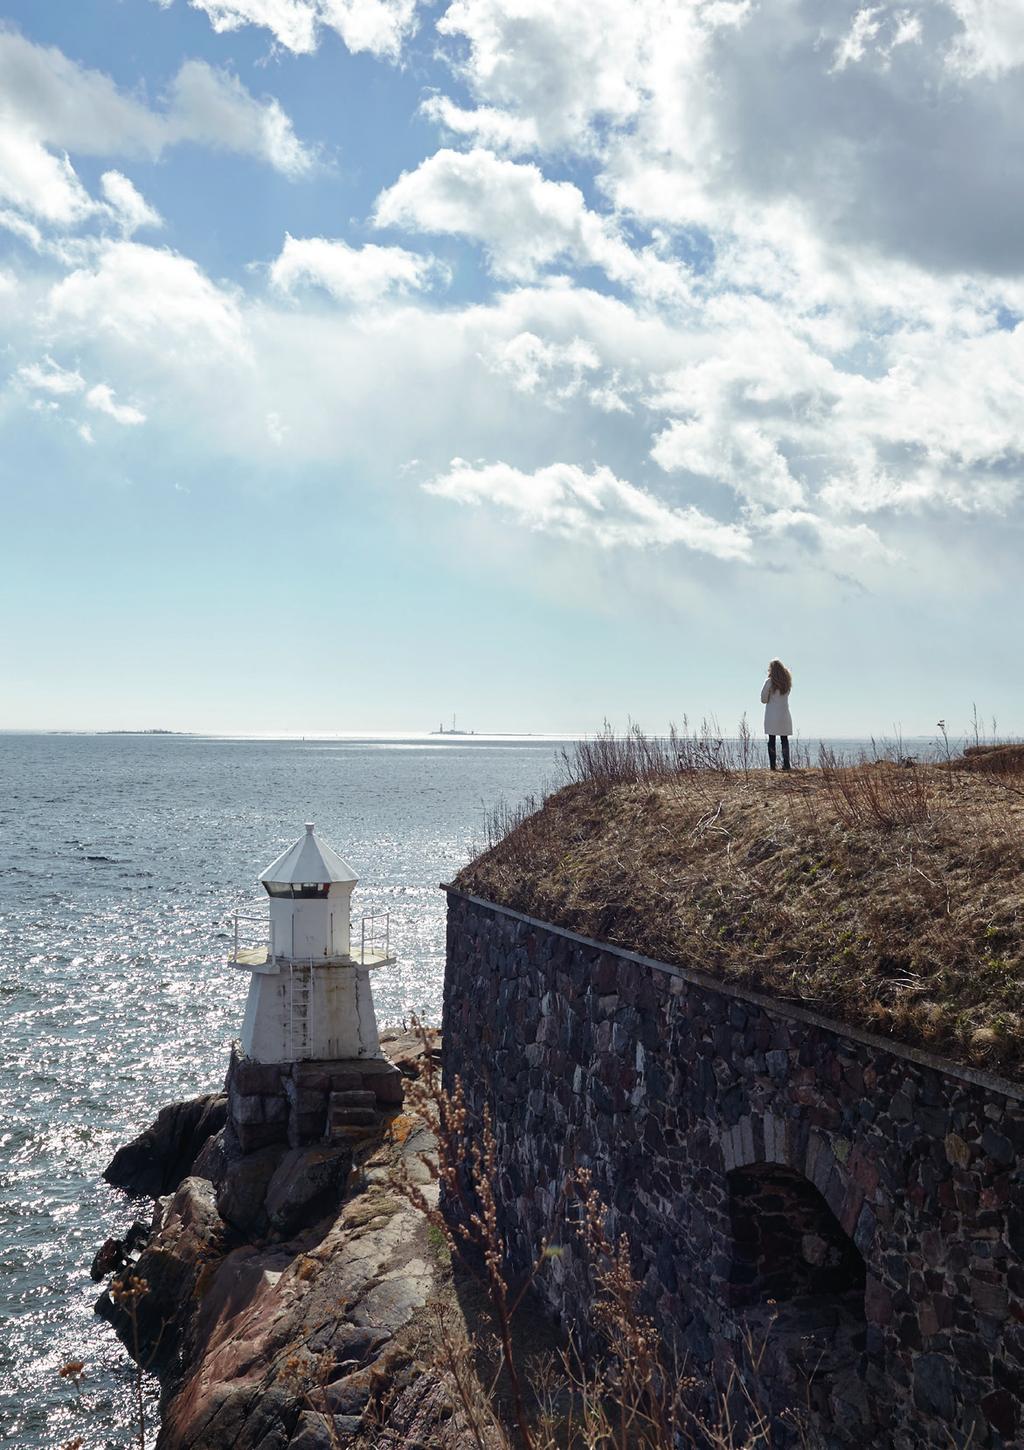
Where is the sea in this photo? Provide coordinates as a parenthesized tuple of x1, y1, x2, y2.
(0, 728, 942, 1448)
(0, 731, 568, 1450)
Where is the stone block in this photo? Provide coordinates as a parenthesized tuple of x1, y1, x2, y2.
(913, 1353, 956, 1422)
(765, 1049, 789, 1081)
(231, 1057, 285, 1096)
(263, 1095, 289, 1123)
(350, 1059, 405, 1106)
(290, 1063, 330, 1091)
(328, 1106, 379, 1128)
(289, 1109, 327, 1149)
(236, 1121, 287, 1154)
(232, 1094, 265, 1126)
(330, 1090, 377, 1109)
(971, 1280, 1009, 1319)
(285, 1082, 328, 1116)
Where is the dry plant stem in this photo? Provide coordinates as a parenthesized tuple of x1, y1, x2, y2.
(110, 1275, 150, 1450)
(392, 1021, 556, 1450)
(393, 1040, 815, 1448)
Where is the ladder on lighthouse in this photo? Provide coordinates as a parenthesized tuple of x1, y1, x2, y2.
(288, 961, 314, 1060)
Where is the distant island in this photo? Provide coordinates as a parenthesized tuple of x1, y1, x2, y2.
(431, 715, 475, 735)
(99, 729, 185, 735)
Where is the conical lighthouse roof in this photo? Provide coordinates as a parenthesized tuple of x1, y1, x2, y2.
(259, 823, 358, 886)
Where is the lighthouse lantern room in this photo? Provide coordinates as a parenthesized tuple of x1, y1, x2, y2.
(229, 823, 394, 1065)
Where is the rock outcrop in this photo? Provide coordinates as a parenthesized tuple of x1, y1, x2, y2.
(93, 1031, 463, 1450)
(104, 1093, 228, 1197)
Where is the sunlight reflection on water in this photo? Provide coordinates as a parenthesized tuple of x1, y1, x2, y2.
(0, 732, 562, 1448)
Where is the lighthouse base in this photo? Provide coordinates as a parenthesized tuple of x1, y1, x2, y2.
(240, 962, 383, 1065)
(226, 1047, 404, 1153)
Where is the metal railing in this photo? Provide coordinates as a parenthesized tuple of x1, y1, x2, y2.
(231, 911, 268, 961)
(358, 911, 390, 965)
(228, 908, 391, 966)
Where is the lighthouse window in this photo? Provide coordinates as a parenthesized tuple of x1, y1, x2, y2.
(263, 883, 330, 899)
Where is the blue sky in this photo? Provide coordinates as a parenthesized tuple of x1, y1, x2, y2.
(1, 0, 1022, 737)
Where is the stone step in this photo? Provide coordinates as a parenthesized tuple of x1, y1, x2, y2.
(327, 1123, 383, 1144)
(328, 1106, 380, 1127)
(329, 1090, 377, 1110)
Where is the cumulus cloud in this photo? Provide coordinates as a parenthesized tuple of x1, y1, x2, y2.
(424, 458, 752, 559)
(49, 242, 246, 357)
(166, 60, 314, 176)
(17, 0, 1024, 592)
(16, 353, 146, 429)
(432, 0, 657, 151)
(188, 0, 419, 61)
(419, 95, 539, 155)
(0, 30, 314, 188)
(18, 356, 85, 395)
(374, 147, 690, 300)
(100, 171, 163, 235)
(85, 382, 146, 425)
(0, 129, 95, 225)
(944, 0, 1024, 77)
(269, 233, 446, 304)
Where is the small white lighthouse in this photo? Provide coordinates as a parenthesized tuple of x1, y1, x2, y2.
(229, 823, 394, 1065)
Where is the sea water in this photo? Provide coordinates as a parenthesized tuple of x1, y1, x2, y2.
(0, 732, 566, 1449)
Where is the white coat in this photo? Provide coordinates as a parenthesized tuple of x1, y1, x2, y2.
(761, 679, 793, 736)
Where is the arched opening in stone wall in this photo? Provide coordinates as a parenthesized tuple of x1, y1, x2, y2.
(726, 1165, 868, 1429)
(727, 1164, 866, 1315)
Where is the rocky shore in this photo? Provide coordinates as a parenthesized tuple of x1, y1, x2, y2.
(92, 1030, 479, 1450)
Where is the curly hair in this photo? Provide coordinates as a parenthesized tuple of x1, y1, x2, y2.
(768, 659, 792, 695)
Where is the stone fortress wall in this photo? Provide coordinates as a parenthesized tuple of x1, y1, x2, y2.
(442, 888, 1024, 1449)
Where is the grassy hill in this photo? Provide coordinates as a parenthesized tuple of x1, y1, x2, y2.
(455, 737, 1024, 1077)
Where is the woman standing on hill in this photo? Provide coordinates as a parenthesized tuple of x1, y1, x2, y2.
(761, 660, 793, 771)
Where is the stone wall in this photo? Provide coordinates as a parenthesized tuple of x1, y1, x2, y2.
(227, 1049, 403, 1151)
(442, 888, 1024, 1449)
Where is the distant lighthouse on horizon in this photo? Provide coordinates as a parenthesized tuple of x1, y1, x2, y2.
(228, 822, 394, 1065)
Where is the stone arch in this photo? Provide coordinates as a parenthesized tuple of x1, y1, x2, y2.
(720, 1115, 876, 1262)
(727, 1163, 867, 1315)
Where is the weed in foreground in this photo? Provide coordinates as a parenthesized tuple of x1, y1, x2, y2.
(388, 1022, 815, 1450)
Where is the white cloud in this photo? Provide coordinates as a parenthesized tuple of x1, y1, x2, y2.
(0, 128, 94, 225)
(49, 242, 246, 357)
(483, 329, 635, 412)
(166, 60, 314, 176)
(269, 233, 446, 304)
(100, 171, 162, 235)
(944, 0, 1024, 77)
(419, 95, 539, 155)
(0, 31, 314, 187)
(433, 0, 654, 151)
(652, 416, 804, 509)
(486, 331, 599, 399)
(188, 0, 418, 60)
(16, 352, 145, 427)
(85, 382, 146, 425)
(374, 147, 691, 301)
(18, 356, 85, 395)
(424, 458, 751, 559)
(831, 6, 923, 71)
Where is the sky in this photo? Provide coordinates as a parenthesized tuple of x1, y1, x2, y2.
(0, 0, 1022, 737)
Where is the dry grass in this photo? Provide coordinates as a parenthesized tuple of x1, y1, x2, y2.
(457, 736, 1024, 1077)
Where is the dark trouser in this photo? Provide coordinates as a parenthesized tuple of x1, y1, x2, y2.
(767, 735, 790, 771)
